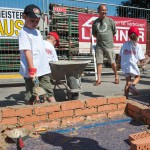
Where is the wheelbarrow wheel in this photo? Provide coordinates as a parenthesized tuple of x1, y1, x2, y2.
(71, 92, 79, 100)
(67, 76, 79, 100)
(67, 91, 79, 100)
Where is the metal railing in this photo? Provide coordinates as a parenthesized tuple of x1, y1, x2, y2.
(0, 0, 150, 73)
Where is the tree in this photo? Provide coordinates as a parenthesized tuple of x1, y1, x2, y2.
(116, 0, 150, 21)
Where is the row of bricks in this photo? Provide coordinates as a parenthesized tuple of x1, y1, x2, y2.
(0, 96, 126, 119)
(1, 107, 125, 125)
(127, 103, 150, 119)
(128, 102, 150, 150)
(4, 110, 125, 133)
(1, 103, 126, 118)
(126, 103, 150, 125)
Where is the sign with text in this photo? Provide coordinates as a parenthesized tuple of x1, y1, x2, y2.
(78, 13, 147, 54)
(53, 7, 66, 13)
(0, 7, 24, 39)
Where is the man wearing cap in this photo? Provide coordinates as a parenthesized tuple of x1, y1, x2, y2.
(44, 32, 59, 62)
(19, 4, 56, 104)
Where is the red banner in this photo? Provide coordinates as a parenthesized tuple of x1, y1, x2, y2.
(78, 13, 147, 53)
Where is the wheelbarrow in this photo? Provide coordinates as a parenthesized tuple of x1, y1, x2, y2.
(49, 60, 91, 100)
(5, 128, 30, 150)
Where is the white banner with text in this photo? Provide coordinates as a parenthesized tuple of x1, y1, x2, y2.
(0, 7, 24, 39)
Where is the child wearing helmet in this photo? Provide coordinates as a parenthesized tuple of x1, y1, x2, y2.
(118, 26, 145, 99)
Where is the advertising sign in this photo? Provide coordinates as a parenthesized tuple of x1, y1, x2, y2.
(53, 7, 67, 14)
(78, 13, 147, 54)
(0, 7, 24, 39)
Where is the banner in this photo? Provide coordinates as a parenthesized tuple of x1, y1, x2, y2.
(0, 7, 24, 39)
(78, 13, 147, 54)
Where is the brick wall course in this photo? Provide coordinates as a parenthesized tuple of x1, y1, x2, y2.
(98, 104, 117, 112)
(2, 96, 149, 134)
(61, 100, 85, 111)
(126, 102, 150, 126)
(86, 97, 107, 107)
(49, 110, 74, 119)
(107, 96, 126, 104)
(34, 104, 61, 115)
(75, 107, 97, 116)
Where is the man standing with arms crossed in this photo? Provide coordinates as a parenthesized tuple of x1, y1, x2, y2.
(92, 4, 119, 86)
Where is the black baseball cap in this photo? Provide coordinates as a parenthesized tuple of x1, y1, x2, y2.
(23, 4, 42, 19)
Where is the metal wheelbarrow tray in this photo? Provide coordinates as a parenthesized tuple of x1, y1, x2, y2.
(49, 60, 91, 100)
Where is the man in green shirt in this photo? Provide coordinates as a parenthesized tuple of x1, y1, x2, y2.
(92, 4, 119, 86)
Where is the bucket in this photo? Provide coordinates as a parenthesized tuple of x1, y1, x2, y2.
(5, 128, 30, 143)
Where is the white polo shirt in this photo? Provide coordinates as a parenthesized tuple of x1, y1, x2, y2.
(119, 41, 145, 75)
(19, 27, 50, 78)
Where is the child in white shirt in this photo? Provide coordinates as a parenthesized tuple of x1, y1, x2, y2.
(44, 32, 59, 62)
(119, 26, 145, 99)
(19, 4, 56, 104)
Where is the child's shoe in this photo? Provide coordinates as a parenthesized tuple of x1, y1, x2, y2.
(129, 84, 140, 95)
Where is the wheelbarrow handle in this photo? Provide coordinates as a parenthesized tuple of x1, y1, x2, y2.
(17, 136, 24, 150)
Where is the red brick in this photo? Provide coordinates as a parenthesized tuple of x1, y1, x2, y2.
(147, 119, 150, 125)
(127, 103, 141, 114)
(141, 110, 150, 120)
(86, 97, 107, 107)
(118, 103, 126, 109)
(61, 116, 85, 126)
(108, 110, 124, 118)
(132, 112, 141, 119)
(75, 107, 97, 116)
(61, 100, 85, 111)
(1, 117, 18, 125)
(129, 131, 150, 142)
(34, 104, 61, 115)
(49, 110, 73, 119)
(15, 108, 33, 117)
(86, 113, 107, 121)
(2, 108, 16, 117)
(126, 109, 134, 117)
(107, 96, 126, 104)
(130, 137, 150, 150)
(34, 120, 60, 129)
(2, 107, 33, 117)
(98, 104, 117, 112)
(19, 115, 47, 124)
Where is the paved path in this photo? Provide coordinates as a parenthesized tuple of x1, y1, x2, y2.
(0, 71, 150, 107)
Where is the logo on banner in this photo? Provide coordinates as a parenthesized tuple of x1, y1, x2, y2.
(78, 13, 147, 53)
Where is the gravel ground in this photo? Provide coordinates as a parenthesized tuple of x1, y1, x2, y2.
(6, 116, 148, 150)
